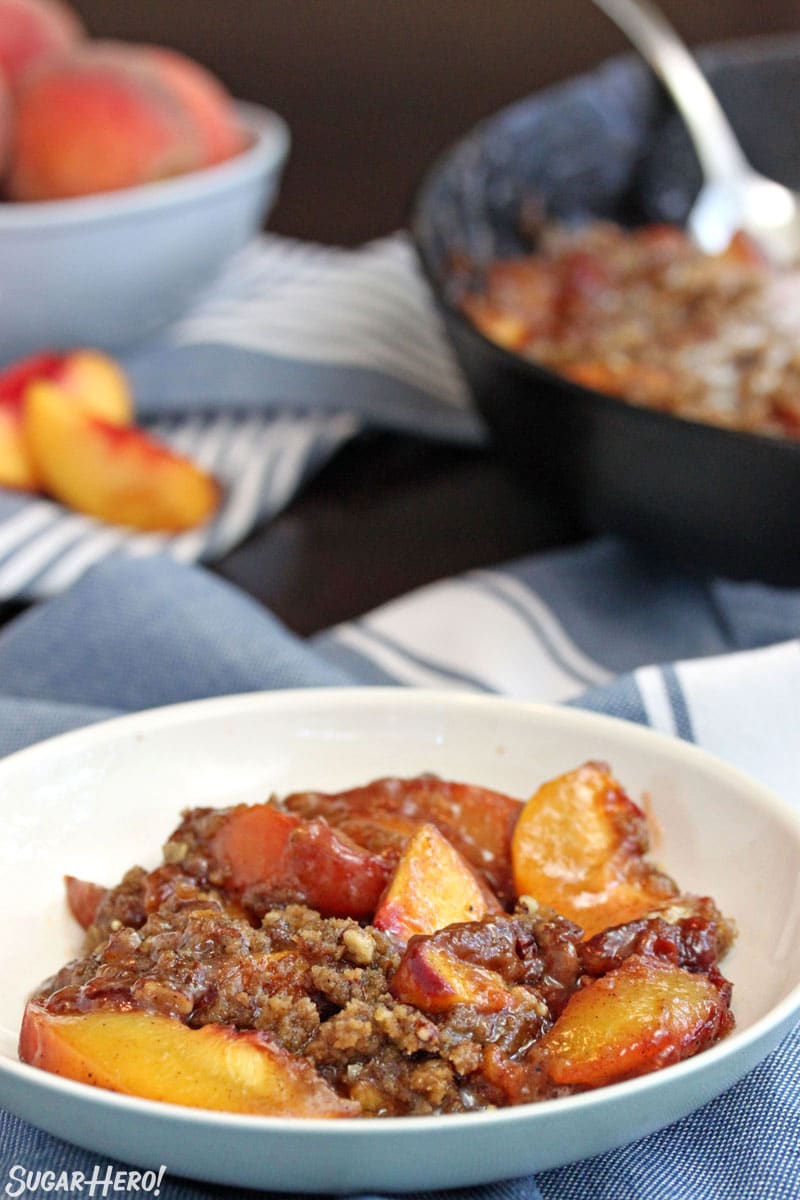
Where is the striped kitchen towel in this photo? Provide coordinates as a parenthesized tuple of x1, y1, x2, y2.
(0, 232, 479, 602)
(313, 535, 800, 798)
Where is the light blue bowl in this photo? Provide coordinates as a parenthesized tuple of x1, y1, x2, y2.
(0, 101, 290, 363)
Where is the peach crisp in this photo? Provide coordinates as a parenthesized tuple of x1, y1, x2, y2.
(20, 767, 736, 1118)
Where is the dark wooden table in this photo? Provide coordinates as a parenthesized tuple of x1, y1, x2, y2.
(213, 432, 585, 636)
(0, 433, 583, 638)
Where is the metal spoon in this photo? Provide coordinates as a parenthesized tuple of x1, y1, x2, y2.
(592, 0, 800, 264)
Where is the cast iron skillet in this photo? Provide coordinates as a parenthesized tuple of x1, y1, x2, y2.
(411, 35, 800, 584)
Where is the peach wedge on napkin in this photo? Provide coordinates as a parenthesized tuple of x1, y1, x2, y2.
(0, 349, 219, 531)
(0, 349, 132, 492)
(25, 381, 219, 532)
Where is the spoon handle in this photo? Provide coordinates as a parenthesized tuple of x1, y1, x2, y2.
(592, 0, 749, 183)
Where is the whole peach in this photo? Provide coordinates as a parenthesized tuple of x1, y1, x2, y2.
(0, 0, 84, 90)
(105, 42, 246, 167)
(0, 72, 10, 180)
(8, 40, 245, 200)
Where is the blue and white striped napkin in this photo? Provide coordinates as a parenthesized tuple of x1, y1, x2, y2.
(0, 232, 479, 602)
(314, 537, 800, 799)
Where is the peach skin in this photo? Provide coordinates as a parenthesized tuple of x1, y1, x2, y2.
(0, 72, 10, 179)
(8, 40, 244, 200)
(63, 875, 107, 931)
(0, 353, 51, 488)
(23, 380, 219, 531)
(0, 399, 38, 490)
(207, 802, 392, 919)
(19, 1001, 358, 1117)
(0, 0, 84, 90)
(55, 349, 134, 425)
(391, 937, 512, 1013)
(141, 45, 245, 166)
(0, 349, 133, 423)
(0, 349, 132, 491)
(9, 43, 202, 200)
(284, 775, 523, 904)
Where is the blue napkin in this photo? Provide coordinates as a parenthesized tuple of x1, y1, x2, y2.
(0, 233, 479, 604)
(0, 544, 797, 1199)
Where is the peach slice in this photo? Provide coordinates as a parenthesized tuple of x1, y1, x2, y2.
(23, 380, 219, 531)
(284, 775, 523, 904)
(391, 937, 511, 1013)
(460, 257, 560, 349)
(0, 353, 65, 490)
(561, 361, 679, 407)
(511, 762, 677, 937)
(0, 400, 39, 490)
(19, 1002, 358, 1117)
(0, 349, 133, 491)
(373, 823, 500, 944)
(64, 875, 107, 930)
(206, 802, 392, 920)
(720, 230, 765, 267)
(0, 351, 65, 403)
(534, 954, 733, 1088)
(0, 0, 84, 91)
(0, 349, 133, 424)
(459, 295, 531, 352)
(286, 818, 393, 919)
(55, 350, 134, 425)
(209, 803, 298, 892)
(481, 257, 559, 325)
(390, 911, 581, 1017)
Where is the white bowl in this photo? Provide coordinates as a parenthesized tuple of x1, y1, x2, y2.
(0, 688, 798, 1193)
(0, 101, 289, 363)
